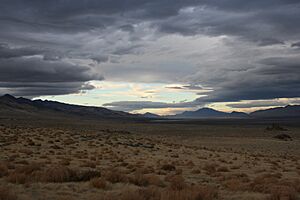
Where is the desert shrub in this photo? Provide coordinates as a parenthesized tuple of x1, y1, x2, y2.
(81, 161, 97, 168)
(165, 175, 186, 191)
(119, 189, 145, 200)
(191, 169, 201, 174)
(7, 163, 43, 184)
(0, 163, 8, 177)
(268, 186, 297, 200)
(250, 173, 281, 193)
(273, 134, 292, 141)
(161, 185, 218, 200)
(146, 174, 165, 187)
(104, 169, 128, 183)
(138, 186, 161, 200)
(217, 166, 229, 172)
(266, 124, 288, 131)
(129, 171, 149, 186)
(223, 179, 250, 191)
(203, 163, 218, 175)
(59, 159, 71, 166)
(15, 162, 42, 175)
(6, 172, 27, 184)
(108, 182, 218, 200)
(76, 170, 101, 181)
(18, 149, 33, 155)
(0, 186, 17, 200)
(39, 165, 77, 183)
(90, 178, 107, 190)
(161, 164, 176, 171)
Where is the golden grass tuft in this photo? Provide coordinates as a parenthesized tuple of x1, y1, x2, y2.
(39, 165, 77, 183)
(90, 178, 108, 190)
(104, 169, 128, 183)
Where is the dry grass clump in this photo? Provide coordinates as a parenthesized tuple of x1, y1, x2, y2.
(81, 161, 97, 168)
(59, 158, 71, 166)
(145, 174, 165, 187)
(0, 186, 18, 200)
(161, 185, 218, 200)
(6, 162, 42, 184)
(90, 178, 108, 190)
(39, 165, 77, 183)
(114, 188, 159, 200)
(268, 186, 297, 200)
(203, 163, 218, 175)
(129, 171, 150, 186)
(107, 184, 218, 200)
(15, 162, 42, 175)
(6, 161, 101, 183)
(168, 175, 186, 191)
(223, 178, 250, 191)
(250, 173, 281, 193)
(128, 171, 164, 187)
(104, 169, 128, 183)
(40, 165, 101, 183)
(76, 170, 101, 181)
(0, 163, 8, 177)
(217, 166, 229, 172)
(6, 172, 27, 184)
(161, 164, 176, 171)
(223, 173, 250, 191)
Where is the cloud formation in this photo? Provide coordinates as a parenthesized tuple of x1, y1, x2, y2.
(104, 100, 198, 112)
(0, 0, 299, 108)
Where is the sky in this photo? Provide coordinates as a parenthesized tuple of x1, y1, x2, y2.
(0, 0, 300, 115)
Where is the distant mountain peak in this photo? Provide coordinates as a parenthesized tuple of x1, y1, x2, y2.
(1, 94, 16, 100)
(142, 112, 161, 118)
(173, 107, 248, 119)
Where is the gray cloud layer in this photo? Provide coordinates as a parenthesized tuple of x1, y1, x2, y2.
(0, 0, 299, 107)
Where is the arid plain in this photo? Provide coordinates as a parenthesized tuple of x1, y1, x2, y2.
(1, 117, 300, 200)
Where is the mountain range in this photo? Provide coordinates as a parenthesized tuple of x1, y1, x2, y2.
(145, 106, 300, 119)
(169, 108, 249, 119)
(0, 94, 137, 119)
(0, 94, 299, 120)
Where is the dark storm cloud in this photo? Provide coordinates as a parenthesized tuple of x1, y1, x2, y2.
(0, 56, 102, 97)
(166, 85, 205, 90)
(0, 43, 44, 59)
(156, 1, 300, 43)
(0, 0, 300, 103)
(190, 56, 300, 105)
(226, 100, 300, 108)
(0, 57, 103, 82)
(291, 41, 300, 48)
(103, 101, 197, 112)
(0, 83, 96, 97)
(257, 38, 284, 46)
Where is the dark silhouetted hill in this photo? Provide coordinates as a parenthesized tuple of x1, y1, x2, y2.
(0, 94, 137, 119)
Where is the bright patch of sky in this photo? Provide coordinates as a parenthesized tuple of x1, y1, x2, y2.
(37, 81, 199, 111)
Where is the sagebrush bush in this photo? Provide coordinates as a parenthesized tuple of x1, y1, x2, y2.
(0, 163, 8, 177)
(90, 178, 108, 190)
(268, 186, 297, 200)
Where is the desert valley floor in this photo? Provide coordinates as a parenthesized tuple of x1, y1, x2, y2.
(0, 118, 300, 200)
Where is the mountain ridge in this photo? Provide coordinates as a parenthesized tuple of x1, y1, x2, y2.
(0, 94, 138, 119)
(1, 94, 299, 119)
(168, 107, 249, 119)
